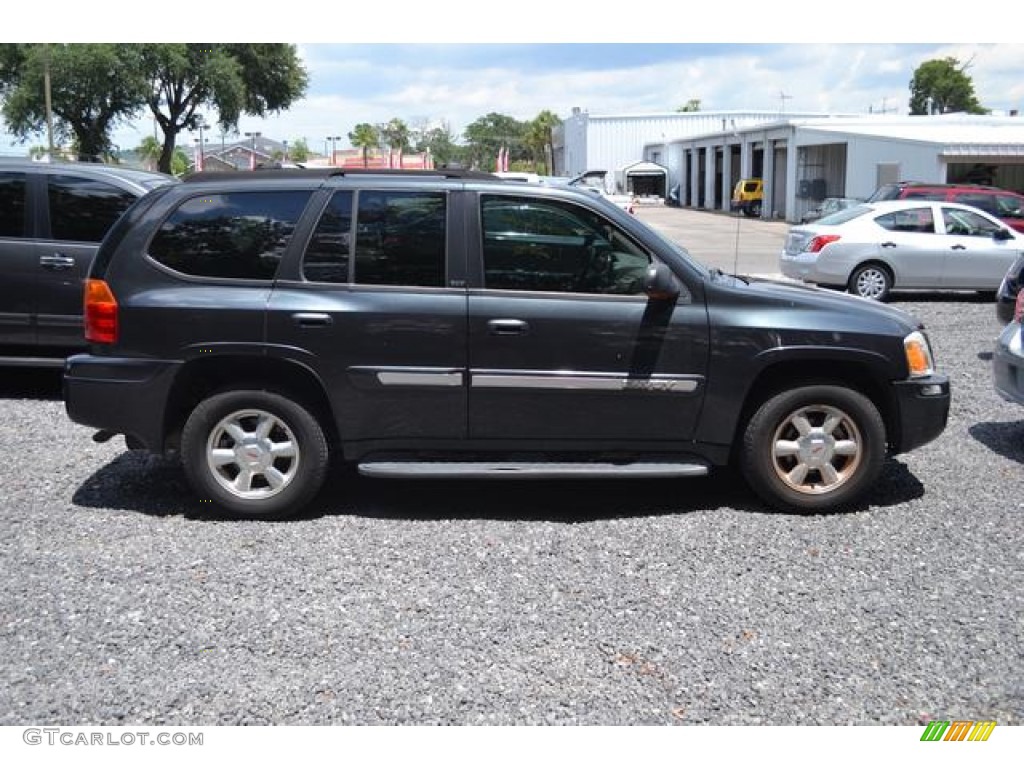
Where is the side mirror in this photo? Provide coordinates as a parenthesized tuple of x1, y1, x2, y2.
(643, 262, 680, 300)
(994, 228, 1014, 241)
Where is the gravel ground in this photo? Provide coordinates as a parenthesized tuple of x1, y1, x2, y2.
(0, 295, 1020, 726)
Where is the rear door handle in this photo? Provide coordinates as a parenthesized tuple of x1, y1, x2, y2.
(487, 319, 529, 336)
(880, 242, 897, 249)
(292, 312, 333, 327)
(39, 253, 76, 270)
(951, 244, 966, 251)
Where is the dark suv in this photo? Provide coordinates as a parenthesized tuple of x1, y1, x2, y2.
(64, 169, 951, 518)
(867, 181, 1024, 232)
(0, 159, 176, 366)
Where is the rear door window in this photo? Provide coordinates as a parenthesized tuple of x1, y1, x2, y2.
(875, 207, 935, 233)
(352, 190, 446, 287)
(0, 172, 27, 238)
(149, 191, 311, 279)
(47, 174, 138, 243)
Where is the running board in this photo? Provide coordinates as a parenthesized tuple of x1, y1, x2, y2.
(358, 461, 709, 480)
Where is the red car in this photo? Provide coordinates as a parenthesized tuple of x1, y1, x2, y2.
(868, 182, 1024, 232)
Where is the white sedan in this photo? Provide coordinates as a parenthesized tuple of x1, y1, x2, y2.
(780, 200, 1024, 300)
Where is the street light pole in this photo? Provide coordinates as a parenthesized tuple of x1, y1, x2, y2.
(244, 131, 262, 170)
(327, 136, 341, 166)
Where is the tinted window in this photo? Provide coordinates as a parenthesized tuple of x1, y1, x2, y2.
(354, 191, 446, 287)
(816, 205, 871, 226)
(0, 172, 27, 238)
(953, 193, 997, 215)
(875, 207, 934, 233)
(942, 207, 1002, 237)
(302, 191, 353, 283)
(47, 174, 137, 242)
(994, 194, 1024, 218)
(481, 195, 650, 295)
(149, 191, 311, 279)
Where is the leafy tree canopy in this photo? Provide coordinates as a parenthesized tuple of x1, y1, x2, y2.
(676, 98, 701, 112)
(909, 57, 986, 115)
(462, 112, 528, 171)
(0, 43, 148, 159)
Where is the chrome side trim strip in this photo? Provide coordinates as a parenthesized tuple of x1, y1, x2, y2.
(376, 371, 464, 387)
(470, 372, 700, 392)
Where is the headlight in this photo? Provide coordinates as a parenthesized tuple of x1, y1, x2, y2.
(904, 330, 935, 378)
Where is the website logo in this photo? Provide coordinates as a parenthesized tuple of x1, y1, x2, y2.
(920, 721, 996, 742)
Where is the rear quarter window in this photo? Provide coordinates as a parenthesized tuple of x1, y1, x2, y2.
(149, 190, 311, 280)
(0, 172, 27, 238)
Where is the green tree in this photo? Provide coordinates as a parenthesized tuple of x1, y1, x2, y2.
(909, 57, 986, 115)
(414, 122, 461, 167)
(676, 98, 701, 112)
(289, 137, 310, 163)
(170, 147, 190, 176)
(0, 44, 148, 159)
(348, 122, 379, 167)
(138, 43, 308, 173)
(462, 112, 527, 171)
(524, 109, 561, 174)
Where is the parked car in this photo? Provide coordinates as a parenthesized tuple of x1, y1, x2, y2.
(731, 178, 763, 217)
(993, 288, 1024, 405)
(867, 181, 1024, 233)
(64, 168, 950, 519)
(566, 170, 637, 215)
(0, 159, 177, 366)
(800, 197, 862, 224)
(996, 252, 1024, 325)
(780, 200, 1024, 301)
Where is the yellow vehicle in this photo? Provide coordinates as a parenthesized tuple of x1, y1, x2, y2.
(731, 178, 763, 217)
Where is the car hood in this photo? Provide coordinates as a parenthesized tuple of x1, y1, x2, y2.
(728, 274, 923, 333)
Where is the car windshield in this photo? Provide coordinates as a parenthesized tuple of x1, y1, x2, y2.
(816, 205, 872, 226)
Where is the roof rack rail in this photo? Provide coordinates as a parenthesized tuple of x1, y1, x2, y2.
(183, 167, 499, 183)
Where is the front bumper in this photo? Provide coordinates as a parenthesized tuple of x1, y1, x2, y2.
(890, 374, 951, 454)
(64, 354, 181, 452)
(993, 321, 1024, 406)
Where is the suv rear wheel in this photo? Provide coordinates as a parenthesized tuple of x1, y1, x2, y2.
(739, 385, 885, 513)
(181, 390, 329, 518)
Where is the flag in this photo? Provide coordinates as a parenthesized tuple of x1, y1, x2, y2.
(502, 146, 510, 172)
(249, 145, 256, 171)
(195, 145, 204, 172)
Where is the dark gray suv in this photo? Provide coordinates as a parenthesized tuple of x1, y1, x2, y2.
(64, 169, 951, 518)
(0, 159, 175, 366)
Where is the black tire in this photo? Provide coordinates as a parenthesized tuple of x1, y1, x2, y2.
(748, 200, 762, 217)
(181, 390, 329, 519)
(848, 263, 893, 301)
(739, 385, 886, 514)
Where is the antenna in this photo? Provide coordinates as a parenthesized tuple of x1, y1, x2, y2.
(779, 91, 792, 115)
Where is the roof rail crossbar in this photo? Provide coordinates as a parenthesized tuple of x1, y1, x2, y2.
(184, 168, 499, 183)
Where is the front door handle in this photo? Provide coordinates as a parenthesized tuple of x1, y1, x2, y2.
(880, 242, 898, 249)
(487, 319, 529, 336)
(39, 253, 76, 270)
(292, 312, 333, 327)
(951, 244, 966, 251)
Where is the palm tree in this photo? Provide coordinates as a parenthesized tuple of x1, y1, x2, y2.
(380, 118, 410, 168)
(136, 135, 161, 171)
(348, 123, 379, 168)
(527, 110, 561, 175)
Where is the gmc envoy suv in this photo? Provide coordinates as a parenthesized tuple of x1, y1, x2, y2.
(64, 169, 950, 518)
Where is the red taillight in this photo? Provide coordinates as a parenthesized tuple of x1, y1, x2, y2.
(84, 279, 118, 344)
(1015, 289, 1024, 323)
(807, 234, 841, 253)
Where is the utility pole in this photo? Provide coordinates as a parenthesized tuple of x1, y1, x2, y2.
(43, 44, 55, 155)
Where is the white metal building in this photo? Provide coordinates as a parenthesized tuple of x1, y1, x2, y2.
(553, 108, 830, 195)
(643, 114, 1024, 222)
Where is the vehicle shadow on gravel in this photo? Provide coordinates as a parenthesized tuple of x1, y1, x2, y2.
(969, 421, 1024, 464)
(0, 368, 63, 401)
(71, 453, 926, 522)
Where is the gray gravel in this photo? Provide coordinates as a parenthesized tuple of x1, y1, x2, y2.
(0, 295, 1021, 725)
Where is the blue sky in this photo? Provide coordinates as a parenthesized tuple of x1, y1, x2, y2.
(2, 5, 1022, 155)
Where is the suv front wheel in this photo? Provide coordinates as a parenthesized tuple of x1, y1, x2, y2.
(739, 385, 886, 513)
(181, 391, 329, 518)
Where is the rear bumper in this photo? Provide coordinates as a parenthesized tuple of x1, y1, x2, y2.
(64, 354, 180, 452)
(890, 374, 951, 454)
(993, 322, 1024, 406)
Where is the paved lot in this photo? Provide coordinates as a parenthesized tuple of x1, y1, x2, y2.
(0, 210, 1021, 726)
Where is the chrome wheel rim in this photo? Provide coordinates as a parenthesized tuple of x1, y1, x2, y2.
(206, 409, 300, 500)
(854, 269, 887, 299)
(770, 404, 862, 495)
